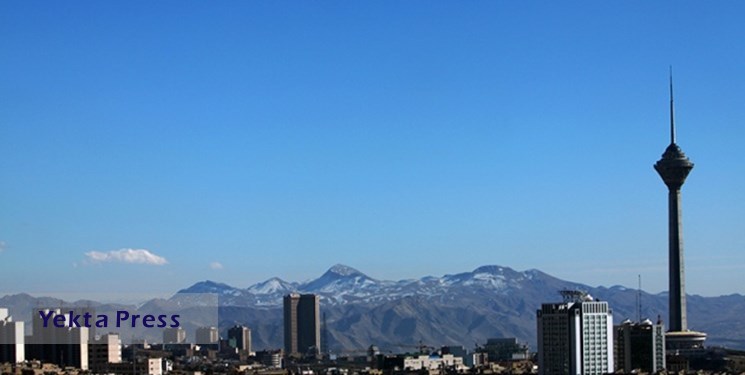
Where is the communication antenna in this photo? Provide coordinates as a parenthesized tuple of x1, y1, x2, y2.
(669, 66, 676, 144)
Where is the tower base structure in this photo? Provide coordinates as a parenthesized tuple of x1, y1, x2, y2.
(665, 330, 707, 372)
(665, 330, 707, 352)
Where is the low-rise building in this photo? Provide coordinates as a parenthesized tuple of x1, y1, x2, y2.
(403, 354, 467, 371)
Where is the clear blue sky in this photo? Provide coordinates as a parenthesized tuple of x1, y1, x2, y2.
(1, 1, 744, 301)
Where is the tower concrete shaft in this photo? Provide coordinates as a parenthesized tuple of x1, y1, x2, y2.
(654, 140, 693, 333)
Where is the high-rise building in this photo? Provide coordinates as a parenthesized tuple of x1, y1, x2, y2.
(536, 290, 614, 375)
(25, 308, 88, 370)
(195, 326, 219, 345)
(0, 308, 24, 363)
(162, 327, 186, 344)
(227, 325, 251, 352)
(89, 333, 122, 373)
(653, 74, 706, 351)
(283, 293, 320, 358)
(614, 319, 665, 373)
(77, 306, 97, 340)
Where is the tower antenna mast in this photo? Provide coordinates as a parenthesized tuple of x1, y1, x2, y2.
(669, 66, 676, 144)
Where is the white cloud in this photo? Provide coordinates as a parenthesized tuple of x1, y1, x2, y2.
(210, 261, 224, 270)
(85, 248, 168, 266)
(0, 241, 5, 252)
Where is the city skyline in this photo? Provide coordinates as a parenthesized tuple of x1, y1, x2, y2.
(1, 1, 745, 300)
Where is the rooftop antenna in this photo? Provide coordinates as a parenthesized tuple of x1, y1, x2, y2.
(669, 66, 676, 144)
(559, 289, 591, 303)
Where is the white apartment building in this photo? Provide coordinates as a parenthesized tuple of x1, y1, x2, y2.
(537, 291, 614, 375)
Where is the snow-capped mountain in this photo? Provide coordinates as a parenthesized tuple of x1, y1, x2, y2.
(299, 264, 397, 304)
(178, 280, 242, 295)
(4, 265, 743, 351)
(174, 264, 543, 306)
(246, 277, 298, 295)
(166, 264, 745, 351)
(176, 263, 589, 307)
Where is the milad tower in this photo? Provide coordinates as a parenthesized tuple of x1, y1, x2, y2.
(653, 72, 706, 351)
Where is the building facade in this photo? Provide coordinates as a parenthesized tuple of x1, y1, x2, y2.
(283, 293, 320, 358)
(614, 319, 665, 373)
(482, 338, 530, 361)
(195, 326, 219, 345)
(227, 325, 251, 352)
(537, 291, 613, 375)
(403, 354, 467, 372)
(89, 333, 122, 373)
(0, 308, 24, 363)
(108, 357, 164, 375)
(25, 308, 88, 370)
(162, 327, 186, 344)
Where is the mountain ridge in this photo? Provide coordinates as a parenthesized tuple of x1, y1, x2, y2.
(2, 264, 744, 351)
(180, 263, 744, 300)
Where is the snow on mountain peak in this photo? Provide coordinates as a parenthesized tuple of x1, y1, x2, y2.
(247, 277, 294, 294)
(473, 265, 511, 274)
(177, 280, 241, 296)
(327, 264, 364, 277)
(178, 264, 540, 306)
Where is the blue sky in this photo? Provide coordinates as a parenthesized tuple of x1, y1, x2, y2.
(1, 1, 744, 301)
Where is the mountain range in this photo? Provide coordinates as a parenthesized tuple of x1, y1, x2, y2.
(2, 264, 744, 352)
